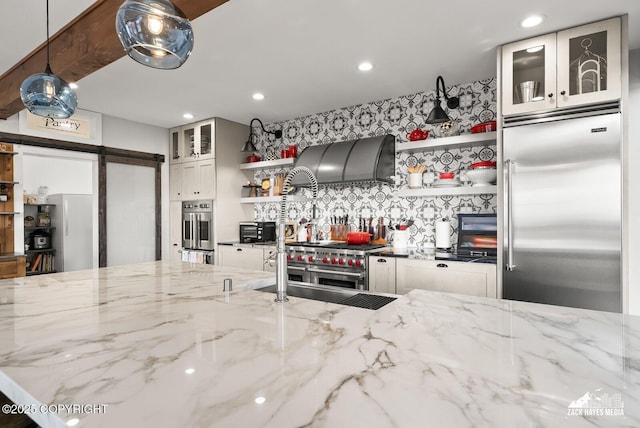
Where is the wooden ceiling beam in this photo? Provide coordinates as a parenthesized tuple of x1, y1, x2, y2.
(0, 0, 228, 120)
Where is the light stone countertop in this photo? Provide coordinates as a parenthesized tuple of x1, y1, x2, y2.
(0, 261, 638, 427)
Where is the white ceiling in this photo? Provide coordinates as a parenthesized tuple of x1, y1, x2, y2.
(2, 0, 640, 129)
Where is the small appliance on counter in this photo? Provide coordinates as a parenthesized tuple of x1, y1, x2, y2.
(239, 221, 276, 243)
(455, 213, 497, 257)
(31, 232, 51, 250)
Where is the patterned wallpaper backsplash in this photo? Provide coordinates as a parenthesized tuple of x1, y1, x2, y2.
(252, 77, 497, 247)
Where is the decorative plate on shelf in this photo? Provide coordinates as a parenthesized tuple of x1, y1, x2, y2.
(432, 179, 462, 188)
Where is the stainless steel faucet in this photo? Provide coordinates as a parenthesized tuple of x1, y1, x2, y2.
(276, 166, 318, 303)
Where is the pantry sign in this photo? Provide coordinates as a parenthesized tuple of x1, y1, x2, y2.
(25, 112, 89, 138)
(19, 109, 102, 145)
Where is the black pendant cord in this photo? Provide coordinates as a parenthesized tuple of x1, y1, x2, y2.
(45, 0, 52, 73)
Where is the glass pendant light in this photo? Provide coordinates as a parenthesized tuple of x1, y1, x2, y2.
(20, 0, 77, 119)
(116, 0, 194, 70)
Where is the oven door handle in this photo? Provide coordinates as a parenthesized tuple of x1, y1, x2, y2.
(190, 212, 196, 249)
(307, 267, 364, 278)
(287, 266, 307, 271)
(195, 213, 201, 249)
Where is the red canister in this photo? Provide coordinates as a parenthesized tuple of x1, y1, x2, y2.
(288, 146, 297, 158)
(281, 149, 289, 158)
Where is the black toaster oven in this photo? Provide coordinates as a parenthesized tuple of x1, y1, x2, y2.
(239, 222, 276, 243)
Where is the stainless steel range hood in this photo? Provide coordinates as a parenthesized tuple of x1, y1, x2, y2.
(290, 134, 395, 186)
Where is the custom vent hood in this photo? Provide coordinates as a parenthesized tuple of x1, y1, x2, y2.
(290, 134, 395, 186)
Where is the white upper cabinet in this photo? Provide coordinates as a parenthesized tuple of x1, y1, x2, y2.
(169, 127, 182, 165)
(502, 34, 557, 116)
(556, 18, 621, 108)
(182, 120, 215, 162)
(502, 17, 621, 116)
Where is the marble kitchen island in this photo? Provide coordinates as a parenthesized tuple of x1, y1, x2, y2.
(0, 261, 638, 427)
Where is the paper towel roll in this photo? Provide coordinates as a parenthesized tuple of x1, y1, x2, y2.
(435, 219, 451, 249)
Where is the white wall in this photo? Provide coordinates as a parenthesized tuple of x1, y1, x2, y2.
(22, 149, 94, 195)
(0, 114, 19, 134)
(628, 49, 640, 315)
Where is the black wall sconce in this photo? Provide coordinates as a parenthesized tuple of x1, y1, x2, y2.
(426, 75, 460, 124)
(241, 118, 283, 152)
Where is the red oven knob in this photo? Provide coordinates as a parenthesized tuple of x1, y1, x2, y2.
(287, 254, 293, 261)
(331, 258, 337, 264)
(347, 259, 354, 266)
(322, 257, 328, 264)
(338, 259, 345, 265)
(308, 256, 314, 262)
(355, 260, 362, 267)
(297, 255, 304, 261)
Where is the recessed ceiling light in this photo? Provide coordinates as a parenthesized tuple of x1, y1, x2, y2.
(66, 418, 80, 427)
(252, 93, 265, 100)
(183, 113, 194, 119)
(358, 62, 373, 72)
(521, 15, 544, 28)
(255, 396, 266, 404)
(526, 45, 544, 53)
(185, 368, 195, 374)
(69, 82, 78, 89)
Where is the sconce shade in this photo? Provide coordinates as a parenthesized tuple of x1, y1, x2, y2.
(116, 0, 194, 69)
(241, 138, 257, 152)
(20, 65, 77, 119)
(425, 75, 459, 125)
(426, 101, 450, 124)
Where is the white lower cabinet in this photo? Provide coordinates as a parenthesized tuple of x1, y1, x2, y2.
(395, 258, 497, 298)
(218, 245, 265, 271)
(169, 201, 182, 262)
(368, 256, 396, 294)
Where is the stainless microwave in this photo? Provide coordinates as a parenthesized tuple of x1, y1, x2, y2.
(239, 222, 276, 243)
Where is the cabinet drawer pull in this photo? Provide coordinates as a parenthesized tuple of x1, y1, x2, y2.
(436, 263, 448, 268)
(236, 248, 243, 252)
(377, 259, 387, 263)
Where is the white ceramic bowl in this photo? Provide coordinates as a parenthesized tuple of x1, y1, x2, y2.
(466, 168, 497, 186)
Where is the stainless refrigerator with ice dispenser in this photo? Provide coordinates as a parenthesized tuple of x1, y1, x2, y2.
(502, 105, 622, 312)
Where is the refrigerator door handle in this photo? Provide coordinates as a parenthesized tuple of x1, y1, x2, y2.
(505, 159, 516, 271)
(64, 199, 69, 237)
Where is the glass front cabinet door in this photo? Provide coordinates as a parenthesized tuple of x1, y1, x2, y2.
(169, 127, 182, 164)
(502, 34, 557, 116)
(181, 121, 215, 161)
(556, 17, 621, 108)
(502, 17, 621, 116)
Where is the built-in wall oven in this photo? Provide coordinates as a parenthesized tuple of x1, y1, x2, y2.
(182, 201, 214, 251)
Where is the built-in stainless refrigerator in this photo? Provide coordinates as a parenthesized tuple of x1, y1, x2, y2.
(502, 107, 622, 312)
(48, 194, 94, 272)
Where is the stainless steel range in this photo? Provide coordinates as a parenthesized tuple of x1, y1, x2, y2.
(285, 242, 386, 290)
